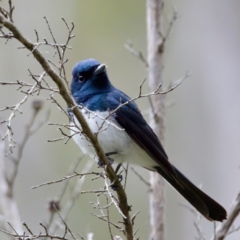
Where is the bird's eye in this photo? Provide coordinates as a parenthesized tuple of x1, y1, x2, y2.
(78, 75, 84, 82)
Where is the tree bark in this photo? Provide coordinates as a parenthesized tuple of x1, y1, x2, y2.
(146, 0, 165, 240)
(0, 134, 23, 237)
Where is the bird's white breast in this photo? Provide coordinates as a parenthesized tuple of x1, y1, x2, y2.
(70, 110, 131, 162)
(70, 109, 156, 169)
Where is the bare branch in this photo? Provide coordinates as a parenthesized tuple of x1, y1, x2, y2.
(91, 213, 122, 230)
(212, 193, 240, 240)
(180, 203, 206, 240)
(8, 99, 45, 190)
(0, 222, 72, 239)
(54, 205, 77, 240)
(103, 169, 127, 220)
(0, 10, 133, 239)
(157, 6, 178, 53)
(130, 167, 150, 187)
(49, 161, 93, 235)
(125, 41, 148, 67)
(131, 210, 140, 226)
(1, 71, 45, 154)
(44, 156, 83, 231)
(0, 131, 23, 235)
(31, 172, 98, 189)
(147, 1, 165, 239)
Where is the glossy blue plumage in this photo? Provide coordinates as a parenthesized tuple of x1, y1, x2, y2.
(69, 59, 227, 222)
(71, 59, 138, 112)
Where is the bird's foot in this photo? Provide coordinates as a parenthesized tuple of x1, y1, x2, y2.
(97, 157, 114, 167)
(111, 174, 123, 191)
(117, 174, 123, 182)
(97, 152, 122, 191)
(97, 151, 118, 167)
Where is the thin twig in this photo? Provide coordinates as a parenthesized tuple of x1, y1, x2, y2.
(2, 71, 45, 154)
(49, 161, 93, 235)
(0, 131, 23, 234)
(130, 167, 150, 187)
(125, 41, 148, 67)
(9, 99, 45, 190)
(31, 171, 98, 189)
(180, 203, 206, 240)
(212, 193, 240, 240)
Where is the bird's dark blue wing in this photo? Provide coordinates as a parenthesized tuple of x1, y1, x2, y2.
(80, 88, 176, 175)
(112, 97, 176, 175)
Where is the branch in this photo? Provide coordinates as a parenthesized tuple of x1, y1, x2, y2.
(146, 1, 166, 240)
(130, 167, 150, 187)
(44, 156, 83, 232)
(0, 13, 133, 239)
(125, 41, 148, 67)
(1, 71, 45, 155)
(0, 131, 23, 235)
(180, 203, 206, 240)
(8, 99, 45, 190)
(0, 221, 74, 240)
(212, 193, 240, 240)
(48, 161, 94, 235)
(31, 171, 99, 189)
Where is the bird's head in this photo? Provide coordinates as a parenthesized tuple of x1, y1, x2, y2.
(71, 59, 112, 100)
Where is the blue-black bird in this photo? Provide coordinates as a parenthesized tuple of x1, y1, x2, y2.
(69, 58, 227, 222)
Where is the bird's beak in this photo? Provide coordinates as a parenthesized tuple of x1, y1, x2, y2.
(93, 64, 106, 76)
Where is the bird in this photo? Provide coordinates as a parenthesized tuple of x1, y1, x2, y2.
(68, 58, 227, 222)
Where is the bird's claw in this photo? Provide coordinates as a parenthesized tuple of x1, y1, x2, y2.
(97, 151, 117, 167)
(111, 174, 123, 191)
(118, 174, 123, 182)
(97, 157, 114, 167)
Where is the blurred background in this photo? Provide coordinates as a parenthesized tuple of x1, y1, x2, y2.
(0, 0, 240, 239)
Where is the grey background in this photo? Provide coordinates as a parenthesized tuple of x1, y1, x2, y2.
(0, 0, 240, 239)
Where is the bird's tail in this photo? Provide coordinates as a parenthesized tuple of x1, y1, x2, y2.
(155, 165, 227, 221)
